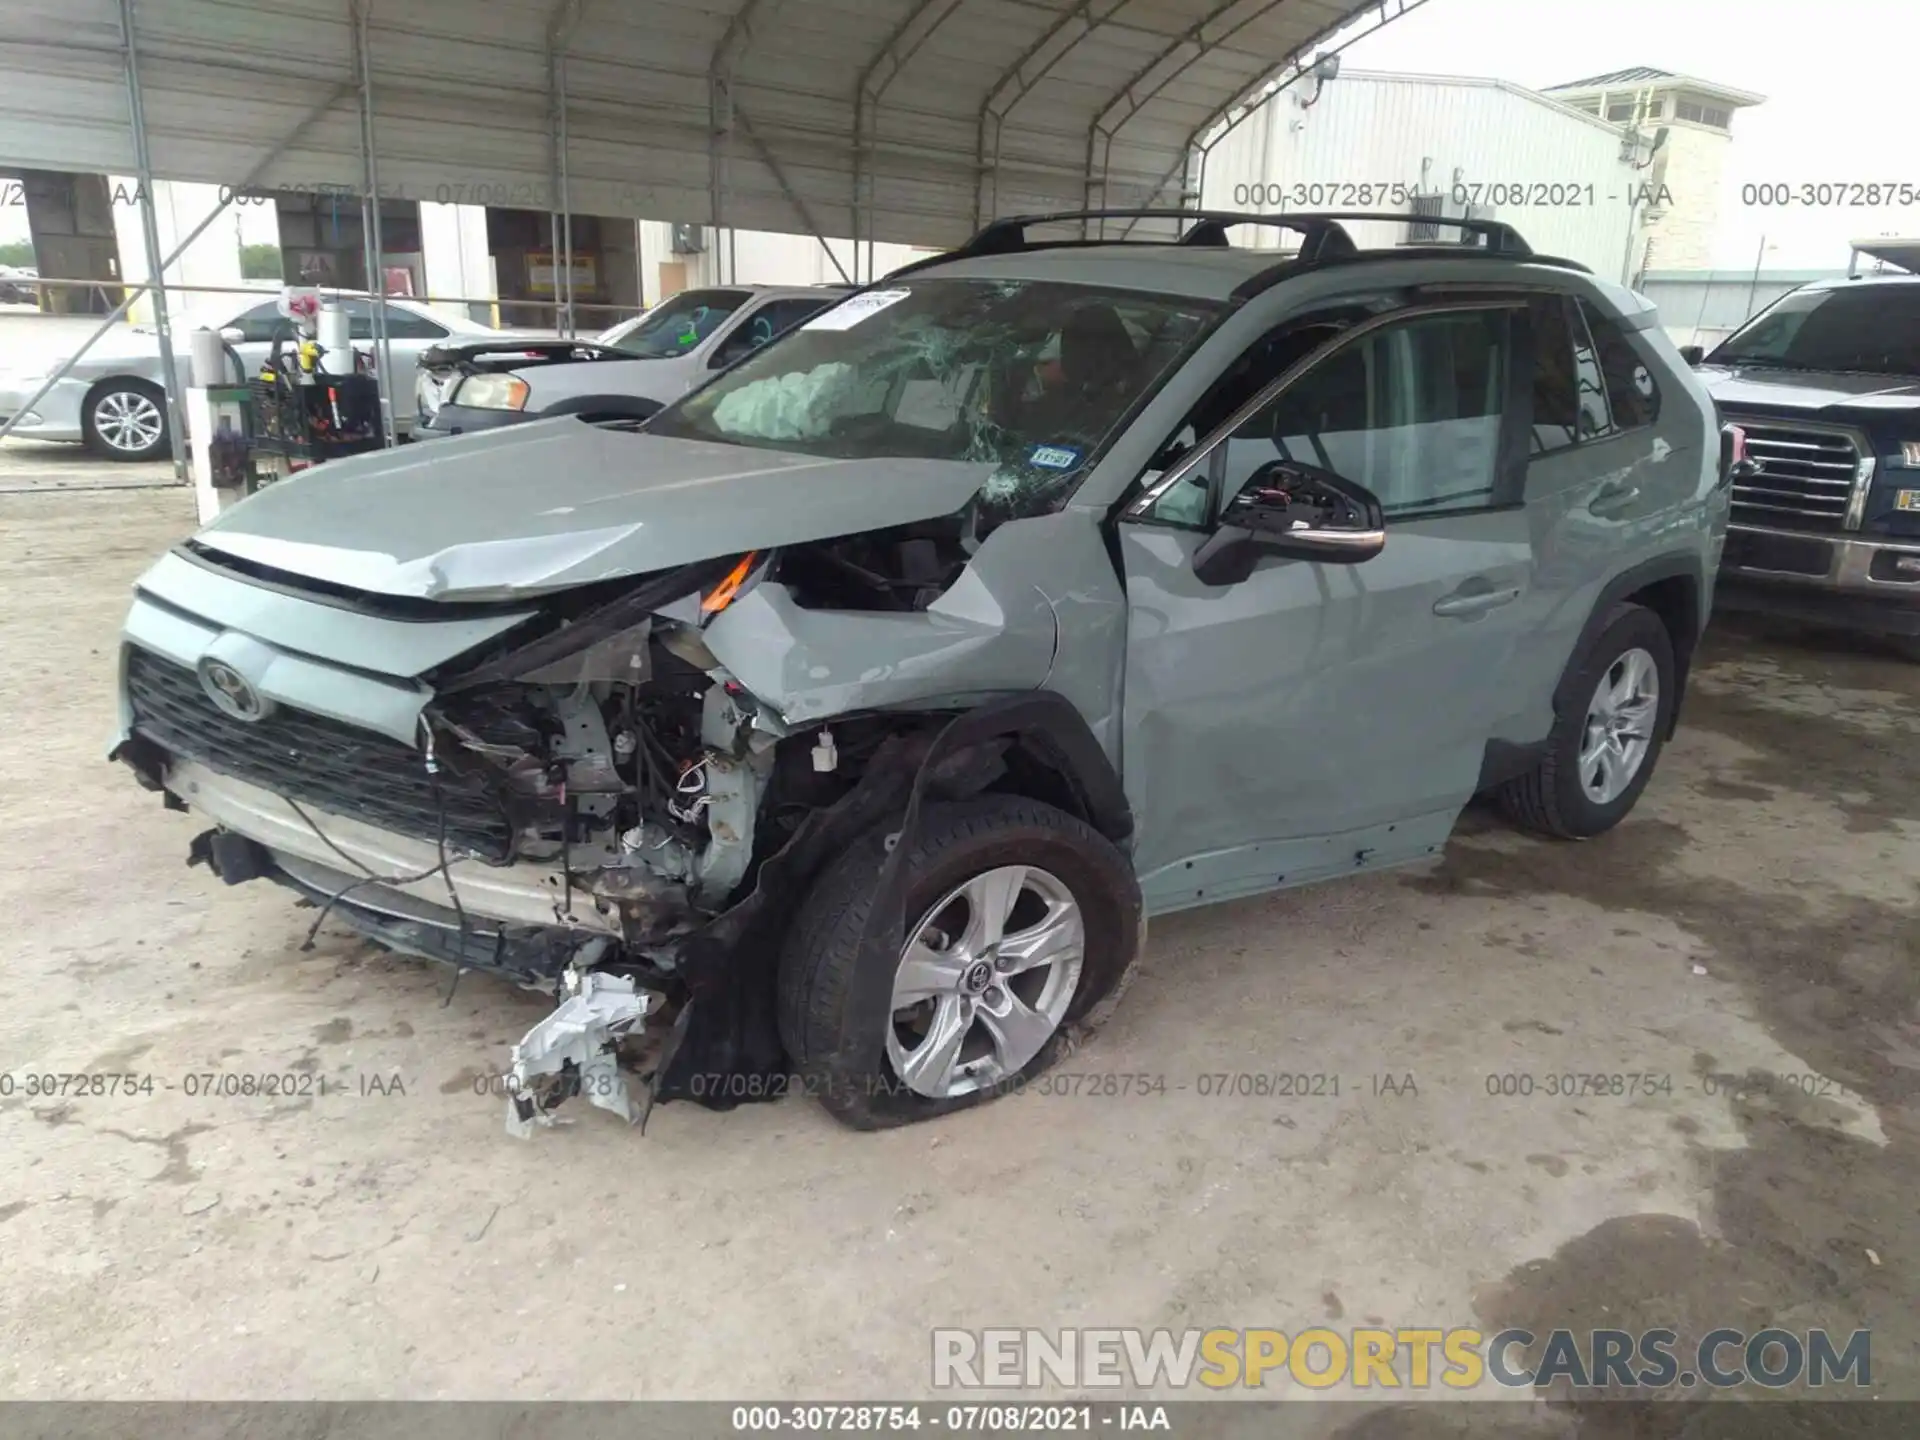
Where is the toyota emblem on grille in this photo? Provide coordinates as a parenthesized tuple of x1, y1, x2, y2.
(199, 659, 271, 722)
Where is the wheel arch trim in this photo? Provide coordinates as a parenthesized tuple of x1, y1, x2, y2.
(1555, 553, 1705, 739)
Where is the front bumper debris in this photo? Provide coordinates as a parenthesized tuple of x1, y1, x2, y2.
(505, 963, 663, 1138)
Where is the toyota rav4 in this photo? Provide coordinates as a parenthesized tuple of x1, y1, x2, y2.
(111, 210, 1732, 1136)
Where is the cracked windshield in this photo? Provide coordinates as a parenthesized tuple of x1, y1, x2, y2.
(646, 279, 1218, 516)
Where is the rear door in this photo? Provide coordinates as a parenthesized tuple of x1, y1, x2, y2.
(1501, 291, 1692, 742)
(1116, 300, 1540, 913)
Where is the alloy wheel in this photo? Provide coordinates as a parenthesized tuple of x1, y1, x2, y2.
(886, 865, 1085, 1098)
(94, 389, 164, 454)
(1579, 646, 1659, 805)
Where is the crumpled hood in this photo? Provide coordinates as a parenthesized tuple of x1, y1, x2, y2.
(1698, 365, 1920, 414)
(194, 418, 995, 601)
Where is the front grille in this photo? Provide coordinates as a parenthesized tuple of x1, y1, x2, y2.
(1724, 417, 1863, 533)
(126, 647, 514, 860)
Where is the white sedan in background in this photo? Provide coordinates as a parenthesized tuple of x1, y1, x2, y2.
(0, 294, 519, 461)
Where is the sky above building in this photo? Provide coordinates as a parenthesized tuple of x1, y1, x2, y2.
(2, 0, 1908, 272)
(1340, 0, 1916, 268)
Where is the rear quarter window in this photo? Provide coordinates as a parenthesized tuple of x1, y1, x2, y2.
(1578, 299, 1660, 431)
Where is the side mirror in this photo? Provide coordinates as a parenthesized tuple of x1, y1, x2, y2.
(1678, 344, 1704, 366)
(1191, 461, 1385, 586)
(218, 326, 247, 345)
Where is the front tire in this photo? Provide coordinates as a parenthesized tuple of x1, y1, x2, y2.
(1496, 603, 1676, 839)
(777, 795, 1142, 1129)
(83, 379, 169, 461)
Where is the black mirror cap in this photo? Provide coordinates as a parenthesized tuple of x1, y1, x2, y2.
(1678, 344, 1705, 366)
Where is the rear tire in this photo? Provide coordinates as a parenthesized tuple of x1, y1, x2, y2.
(777, 795, 1142, 1129)
(83, 379, 169, 461)
(1496, 603, 1676, 839)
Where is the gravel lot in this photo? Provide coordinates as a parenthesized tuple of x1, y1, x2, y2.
(0, 487, 1914, 1429)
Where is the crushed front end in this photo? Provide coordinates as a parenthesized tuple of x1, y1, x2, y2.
(113, 543, 861, 1133)
(110, 515, 1017, 1136)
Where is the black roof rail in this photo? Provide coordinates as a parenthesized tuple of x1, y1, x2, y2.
(1229, 245, 1588, 304)
(950, 207, 1533, 259)
(1253, 210, 1534, 257)
(879, 208, 1553, 286)
(964, 209, 1363, 262)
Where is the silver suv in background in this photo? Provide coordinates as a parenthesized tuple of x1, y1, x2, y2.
(414, 284, 849, 437)
(112, 210, 1730, 1137)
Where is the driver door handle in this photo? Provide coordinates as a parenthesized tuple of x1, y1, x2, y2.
(1433, 583, 1522, 618)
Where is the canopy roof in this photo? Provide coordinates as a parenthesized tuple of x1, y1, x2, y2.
(0, 0, 1411, 248)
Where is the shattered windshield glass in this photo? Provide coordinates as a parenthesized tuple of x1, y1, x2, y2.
(646, 278, 1219, 517)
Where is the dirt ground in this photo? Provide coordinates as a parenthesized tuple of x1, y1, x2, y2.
(0, 487, 1914, 1426)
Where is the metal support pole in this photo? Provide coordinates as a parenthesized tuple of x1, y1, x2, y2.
(119, 0, 188, 482)
(735, 107, 852, 285)
(0, 86, 352, 449)
(558, 50, 575, 337)
(1743, 234, 1768, 324)
(353, 0, 397, 446)
(545, 0, 582, 337)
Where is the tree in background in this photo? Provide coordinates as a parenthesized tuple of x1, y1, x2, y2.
(239, 244, 284, 282)
(0, 240, 34, 268)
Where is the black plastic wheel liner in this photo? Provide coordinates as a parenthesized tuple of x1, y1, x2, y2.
(648, 730, 931, 1114)
(646, 691, 1134, 1117)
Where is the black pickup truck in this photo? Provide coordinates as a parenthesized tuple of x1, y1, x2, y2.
(1684, 267, 1920, 657)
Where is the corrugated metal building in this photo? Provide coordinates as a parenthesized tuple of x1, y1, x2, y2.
(1198, 68, 1657, 280)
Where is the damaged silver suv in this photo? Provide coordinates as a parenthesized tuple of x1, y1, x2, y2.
(112, 210, 1731, 1135)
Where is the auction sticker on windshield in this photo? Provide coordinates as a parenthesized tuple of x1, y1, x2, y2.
(805, 288, 912, 331)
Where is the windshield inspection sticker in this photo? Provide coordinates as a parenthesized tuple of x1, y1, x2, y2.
(1028, 444, 1083, 470)
(804, 288, 912, 331)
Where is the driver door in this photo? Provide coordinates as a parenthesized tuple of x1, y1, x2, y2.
(1117, 300, 1539, 913)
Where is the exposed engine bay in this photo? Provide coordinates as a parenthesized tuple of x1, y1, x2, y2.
(382, 528, 978, 1133)
(415, 516, 979, 948)
(122, 513, 1043, 1138)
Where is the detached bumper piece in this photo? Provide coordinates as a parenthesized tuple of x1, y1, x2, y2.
(505, 966, 662, 1139)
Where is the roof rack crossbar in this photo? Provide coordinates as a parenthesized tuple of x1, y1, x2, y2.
(961, 209, 1359, 262)
(877, 208, 1546, 286)
(955, 208, 1532, 260)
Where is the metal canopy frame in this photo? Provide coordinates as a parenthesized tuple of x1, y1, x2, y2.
(0, 0, 1417, 461)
